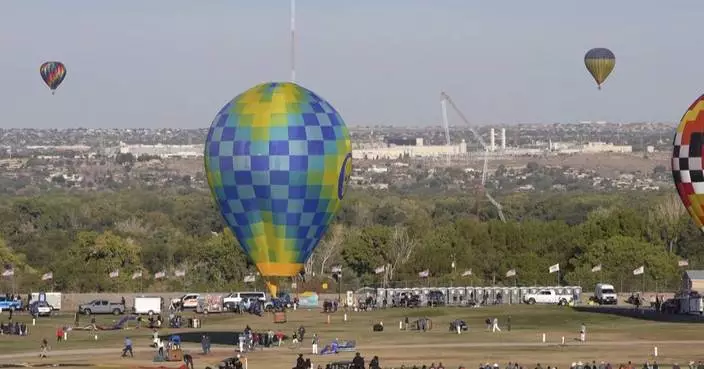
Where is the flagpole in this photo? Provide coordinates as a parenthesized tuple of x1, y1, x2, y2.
(557, 269, 560, 287)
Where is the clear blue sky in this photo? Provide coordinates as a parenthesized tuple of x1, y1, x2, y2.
(2, 0, 703, 128)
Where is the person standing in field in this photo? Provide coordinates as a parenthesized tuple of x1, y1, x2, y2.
(580, 323, 586, 342)
(311, 333, 319, 355)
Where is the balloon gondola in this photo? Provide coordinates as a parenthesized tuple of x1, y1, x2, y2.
(204, 82, 352, 296)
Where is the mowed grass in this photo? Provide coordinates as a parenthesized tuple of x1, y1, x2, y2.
(0, 305, 701, 368)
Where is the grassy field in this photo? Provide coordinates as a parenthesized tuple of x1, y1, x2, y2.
(0, 305, 701, 369)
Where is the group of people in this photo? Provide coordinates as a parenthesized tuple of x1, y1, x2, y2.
(0, 320, 28, 335)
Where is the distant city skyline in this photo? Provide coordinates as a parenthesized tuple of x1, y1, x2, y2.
(2, 0, 703, 129)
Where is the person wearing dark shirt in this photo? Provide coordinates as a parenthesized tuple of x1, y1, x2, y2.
(183, 353, 194, 369)
(369, 356, 380, 369)
(352, 352, 365, 369)
(296, 354, 305, 369)
(304, 358, 312, 369)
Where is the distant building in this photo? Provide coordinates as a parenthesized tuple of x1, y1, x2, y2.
(112, 142, 203, 158)
(352, 138, 468, 160)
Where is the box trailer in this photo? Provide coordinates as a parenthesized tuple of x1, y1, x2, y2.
(134, 296, 162, 315)
(31, 292, 62, 311)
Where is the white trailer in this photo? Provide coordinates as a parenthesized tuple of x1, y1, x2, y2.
(31, 292, 62, 311)
(134, 296, 162, 315)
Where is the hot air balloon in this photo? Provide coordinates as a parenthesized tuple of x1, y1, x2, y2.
(584, 48, 615, 90)
(673, 94, 704, 231)
(204, 82, 352, 296)
(40, 62, 67, 94)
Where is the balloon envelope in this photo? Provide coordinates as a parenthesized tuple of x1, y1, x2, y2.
(673, 94, 704, 230)
(204, 82, 352, 294)
(40, 62, 67, 93)
(584, 48, 615, 89)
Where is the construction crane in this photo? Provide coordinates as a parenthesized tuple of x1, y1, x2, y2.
(440, 91, 507, 223)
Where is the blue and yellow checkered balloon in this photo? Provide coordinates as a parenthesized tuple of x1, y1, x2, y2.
(205, 82, 352, 295)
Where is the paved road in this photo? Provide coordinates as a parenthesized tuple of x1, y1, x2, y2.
(2, 340, 704, 361)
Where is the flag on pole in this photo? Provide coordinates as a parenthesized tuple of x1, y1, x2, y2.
(678, 260, 689, 267)
(549, 263, 560, 274)
(174, 270, 186, 277)
(154, 271, 166, 279)
(374, 265, 386, 274)
(506, 269, 516, 277)
(591, 264, 602, 273)
(109, 270, 119, 278)
(41, 272, 53, 281)
(418, 269, 429, 278)
(633, 266, 644, 275)
(2, 268, 14, 277)
(244, 275, 256, 283)
(131, 271, 142, 280)
(461, 269, 472, 277)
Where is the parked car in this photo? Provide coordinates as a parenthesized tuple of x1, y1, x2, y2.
(78, 299, 126, 315)
(29, 300, 54, 316)
(0, 296, 22, 312)
(523, 289, 572, 305)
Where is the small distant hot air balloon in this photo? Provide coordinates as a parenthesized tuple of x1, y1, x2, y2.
(40, 62, 66, 94)
(673, 94, 704, 231)
(205, 82, 352, 296)
(584, 48, 615, 90)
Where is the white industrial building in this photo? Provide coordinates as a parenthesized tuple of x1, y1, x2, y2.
(112, 142, 204, 158)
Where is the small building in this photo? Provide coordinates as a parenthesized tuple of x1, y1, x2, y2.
(682, 270, 704, 294)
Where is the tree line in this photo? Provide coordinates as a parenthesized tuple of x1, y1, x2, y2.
(0, 187, 699, 293)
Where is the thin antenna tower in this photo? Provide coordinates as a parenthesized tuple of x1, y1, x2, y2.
(441, 98, 451, 165)
(290, 0, 296, 83)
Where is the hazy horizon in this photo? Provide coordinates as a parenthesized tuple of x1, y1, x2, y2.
(2, 1, 703, 129)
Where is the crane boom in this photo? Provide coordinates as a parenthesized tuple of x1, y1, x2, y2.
(441, 92, 489, 150)
(441, 91, 507, 223)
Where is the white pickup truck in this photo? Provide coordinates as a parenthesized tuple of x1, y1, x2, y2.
(523, 289, 572, 305)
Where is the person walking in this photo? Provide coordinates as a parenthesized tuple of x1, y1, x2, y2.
(39, 338, 49, 359)
(492, 317, 501, 332)
(580, 323, 586, 342)
(121, 337, 134, 357)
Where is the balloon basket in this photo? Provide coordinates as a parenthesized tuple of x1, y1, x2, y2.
(273, 311, 287, 324)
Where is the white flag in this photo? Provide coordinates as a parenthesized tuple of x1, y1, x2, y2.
(331, 266, 342, 273)
(678, 260, 689, 267)
(591, 264, 602, 273)
(131, 271, 142, 280)
(506, 269, 516, 277)
(374, 265, 386, 274)
(154, 271, 166, 279)
(41, 272, 53, 281)
(418, 269, 429, 278)
(461, 269, 472, 277)
(2, 269, 14, 277)
(174, 270, 186, 277)
(549, 263, 560, 274)
(244, 275, 256, 283)
(633, 266, 644, 275)
(109, 270, 119, 278)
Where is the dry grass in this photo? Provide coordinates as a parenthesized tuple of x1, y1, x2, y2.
(0, 305, 701, 369)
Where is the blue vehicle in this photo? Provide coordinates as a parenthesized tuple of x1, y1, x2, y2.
(0, 296, 22, 311)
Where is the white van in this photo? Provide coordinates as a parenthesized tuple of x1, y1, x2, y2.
(134, 296, 162, 315)
(594, 283, 618, 305)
